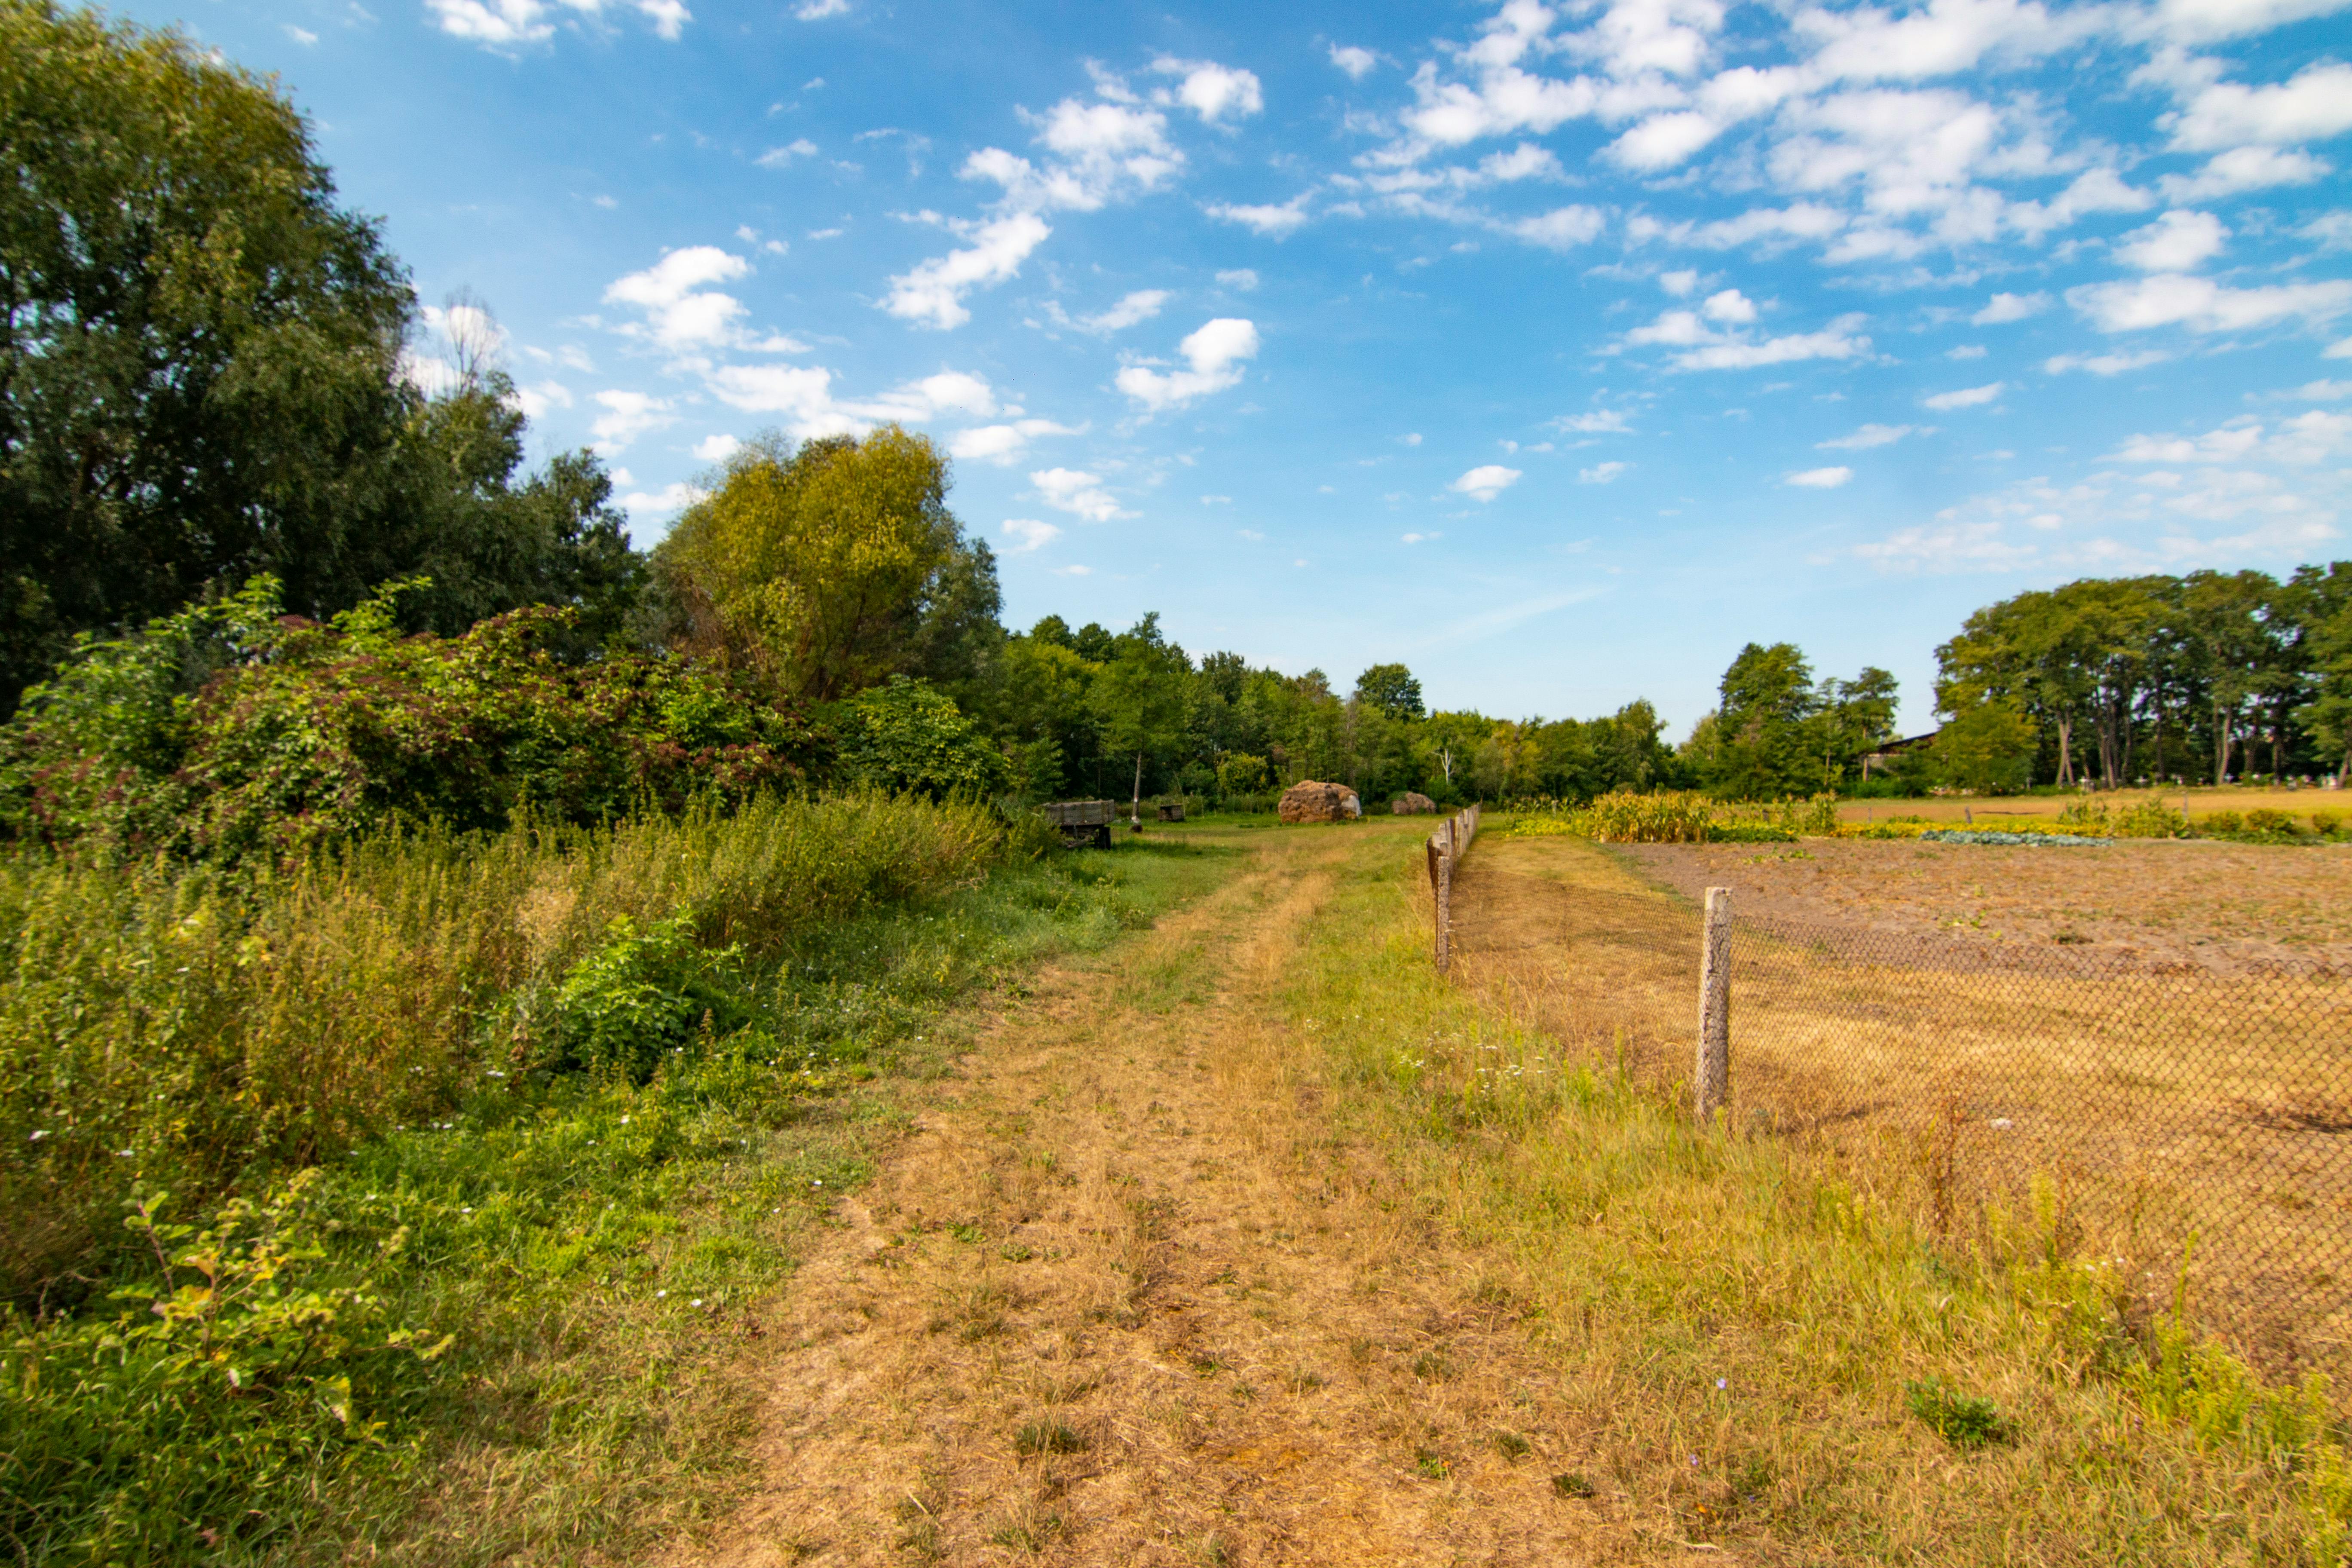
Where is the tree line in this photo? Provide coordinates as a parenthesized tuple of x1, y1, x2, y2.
(3, 3, 2338, 836)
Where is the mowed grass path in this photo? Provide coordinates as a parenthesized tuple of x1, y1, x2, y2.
(675, 819, 2349, 1566)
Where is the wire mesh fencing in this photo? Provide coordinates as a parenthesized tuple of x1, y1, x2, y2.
(1726, 909, 2351, 1376)
(1444, 848, 2352, 1381)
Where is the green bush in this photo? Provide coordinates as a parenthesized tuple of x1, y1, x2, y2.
(828, 677, 1008, 801)
(0, 577, 820, 861)
(556, 915, 746, 1082)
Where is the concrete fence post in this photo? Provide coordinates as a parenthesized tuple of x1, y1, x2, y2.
(1695, 886, 1732, 1125)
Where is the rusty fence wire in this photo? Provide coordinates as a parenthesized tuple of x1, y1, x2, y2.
(1724, 911, 2352, 1375)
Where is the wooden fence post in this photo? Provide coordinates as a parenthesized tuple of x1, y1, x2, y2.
(1434, 819, 1455, 974)
(1695, 886, 1732, 1125)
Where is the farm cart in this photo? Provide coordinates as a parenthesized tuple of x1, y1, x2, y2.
(1042, 799, 1117, 848)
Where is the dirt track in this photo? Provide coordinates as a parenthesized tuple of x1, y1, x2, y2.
(677, 826, 1630, 1566)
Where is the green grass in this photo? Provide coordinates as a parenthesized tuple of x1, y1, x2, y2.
(0, 804, 1236, 1565)
(1278, 833, 2352, 1563)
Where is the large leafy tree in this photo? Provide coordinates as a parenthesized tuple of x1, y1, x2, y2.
(0, 1, 420, 711)
(1090, 614, 1191, 824)
(1713, 641, 1817, 798)
(649, 426, 1000, 703)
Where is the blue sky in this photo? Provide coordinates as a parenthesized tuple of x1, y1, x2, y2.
(133, 0, 2351, 734)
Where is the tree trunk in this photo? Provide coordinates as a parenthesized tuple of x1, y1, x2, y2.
(1130, 750, 1144, 827)
(2215, 706, 2232, 786)
(2056, 714, 2075, 786)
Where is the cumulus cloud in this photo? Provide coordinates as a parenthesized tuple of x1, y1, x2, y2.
(2165, 61, 2352, 151)
(1115, 317, 1261, 411)
(755, 138, 820, 167)
(1216, 268, 1260, 290)
(2112, 209, 2227, 271)
(692, 433, 741, 462)
(428, 0, 690, 46)
(1330, 44, 1379, 80)
(999, 518, 1062, 553)
(1556, 407, 1636, 433)
(884, 213, 1053, 330)
(2068, 273, 2352, 334)
(2153, 0, 2352, 43)
(1923, 381, 2006, 409)
(619, 481, 707, 514)
(1788, 465, 1854, 487)
(1580, 460, 1630, 483)
(1819, 422, 1917, 448)
(2159, 145, 2332, 200)
(949, 419, 1084, 464)
(1152, 58, 1265, 124)
(1031, 467, 1133, 521)
(1511, 206, 1606, 248)
(1972, 290, 2049, 323)
(1449, 463, 1522, 500)
(2112, 411, 2352, 465)
(603, 246, 756, 349)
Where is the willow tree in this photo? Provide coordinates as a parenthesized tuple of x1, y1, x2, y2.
(650, 426, 1000, 704)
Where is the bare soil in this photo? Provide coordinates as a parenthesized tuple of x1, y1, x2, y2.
(675, 828, 1638, 1566)
(1616, 837, 2352, 971)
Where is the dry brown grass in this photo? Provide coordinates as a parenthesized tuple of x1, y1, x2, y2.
(678, 826, 1633, 1566)
(1455, 833, 2352, 1385)
(1621, 836, 2352, 968)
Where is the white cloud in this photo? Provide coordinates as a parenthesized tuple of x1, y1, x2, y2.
(1788, 465, 1855, 487)
(795, 0, 848, 14)
(705, 364, 838, 427)
(2166, 62, 2352, 151)
(428, 0, 691, 46)
(2044, 349, 2171, 374)
(588, 389, 674, 453)
(1331, 44, 1379, 80)
(1400, 432, 1424, 445)
(603, 246, 754, 350)
(2113, 209, 2227, 271)
(999, 518, 1062, 553)
(755, 139, 820, 167)
(1580, 460, 1630, 483)
(2285, 379, 2352, 400)
(1622, 306, 1871, 371)
(619, 481, 707, 514)
(1971, 290, 2048, 324)
(1556, 407, 1636, 433)
(2113, 412, 2352, 465)
(1796, 0, 2091, 82)
(1206, 196, 1311, 237)
(427, 0, 551, 46)
(511, 379, 573, 420)
(1115, 317, 1261, 411)
(1511, 206, 1606, 249)
(883, 213, 1052, 330)
(692, 433, 740, 462)
(2153, 0, 2352, 42)
(1065, 288, 1170, 334)
(1030, 468, 1132, 521)
(1923, 381, 2006, 409)
(948, 419, 1083, 464)
(1702, 287, 1757, 324)
(2069, 273, 2352, 334)
(1216, 268, 1260, 290)
(1152, 58, 1265, 124)
(2159, 145, 2332, 200)
(1948, 343, 1988, 358)
(285, 24, 318, 43)
(1450, 464, 1523, 501)
(1660, 269, 1700, 296)
(1819, 422, 1916, 449)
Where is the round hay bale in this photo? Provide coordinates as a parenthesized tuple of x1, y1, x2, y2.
(1278, 780, 1361, 824)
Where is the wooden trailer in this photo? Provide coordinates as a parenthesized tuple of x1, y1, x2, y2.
(1041, 799, 1117, 848)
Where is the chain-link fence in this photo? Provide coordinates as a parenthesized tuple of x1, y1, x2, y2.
(1447, 851, 2352, 1381)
